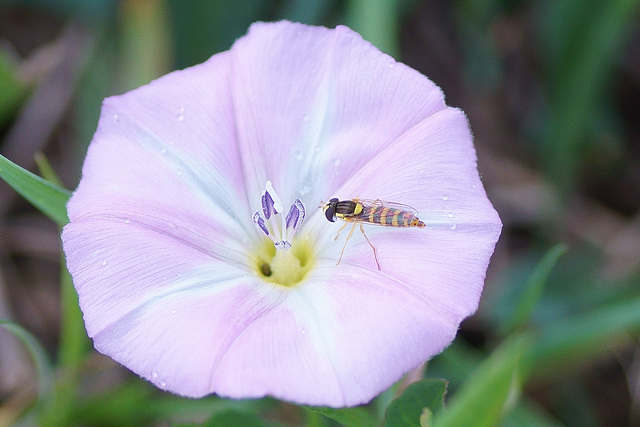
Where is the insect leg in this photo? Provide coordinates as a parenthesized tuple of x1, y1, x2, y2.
(359, 223, 380, 270)
(336, 223, 357, 266)
(333, 221, 349, 241)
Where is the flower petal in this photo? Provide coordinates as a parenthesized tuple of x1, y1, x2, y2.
(230, 21, 448, 207)
(62, 20, 501, 408)
(71, 51, 249, 229)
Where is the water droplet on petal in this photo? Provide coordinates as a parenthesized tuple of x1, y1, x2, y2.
(301, 328, 306, 335)
(100, 260, 107, 266)
(160, 380, 166, 387)
(450, 224, 457, 230)
(152, 371, 158, 379)
(447, 212, 453, 218)
(170, 309, 176, 315)
(176, 169, 182, 176)
(442, 195, 448, 201)
(332, 157, 340, 166)
(472, 183, 477, 189)
(299, 184, 310, 196)
(160, 147, 167, 154)
(177, 107, 185, 122)
(419, 169, 424, 174)
(123, 218, 130, 224)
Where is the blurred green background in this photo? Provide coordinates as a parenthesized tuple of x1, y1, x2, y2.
(1, 0, 639, 426)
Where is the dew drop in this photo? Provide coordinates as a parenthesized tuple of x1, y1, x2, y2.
(101, 260, 107, 266)
(299, 184, 310, 196)
(123, 218, 130, 224)
(447, 212, 454, 218)
(419, 169, 424, 174)
(152, 371, 158, 379)
(472, 183, 477, 189)
(177, 107, 185, 122)
(442, 195, 448, 201)
(160, 380, 166, 387)
(160, 147, 167, 154)
(332, 157, 340, 166)
(301, 328, 306, 335)
(176, 169, 182, 176)
(170, 309, 176, 315)
(112, 113, 119, 122)
(450, 224, 457, 230)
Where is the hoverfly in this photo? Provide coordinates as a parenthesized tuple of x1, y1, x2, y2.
(321, 198, 425, 270)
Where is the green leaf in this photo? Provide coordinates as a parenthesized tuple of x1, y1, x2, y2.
(201, 409, 285, 427)
(0, 52, 29, 128)
(500, 244, 568, 335)
(57, 252, 89, 369)
(0, 154, 70, 226)
(383, 379, 447, 427)
(34, 152, 65, 188)
(119, 0, 172, 91)
(526, 296, 640, 380)
(540, 0, 640, 190)
(433, 335, 529, 427)
(501, 399, 565, 427)
(0, 319, 53, 400)
(346, 0, 400, 58)
(305, 405, 377, 427)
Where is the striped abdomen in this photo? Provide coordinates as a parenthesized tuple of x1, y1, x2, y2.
(357, 205, 426, 228)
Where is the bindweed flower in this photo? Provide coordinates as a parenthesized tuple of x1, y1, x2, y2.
(62, 21, 501, 407)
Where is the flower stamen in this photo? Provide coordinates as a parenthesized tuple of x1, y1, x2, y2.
(253, 180, 305, 250)
(252, 180, 310, 286)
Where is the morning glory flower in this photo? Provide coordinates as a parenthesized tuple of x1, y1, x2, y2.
(62, 21, 501, 407)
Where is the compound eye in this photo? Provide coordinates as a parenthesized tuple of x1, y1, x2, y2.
(324, 199, 338, 222)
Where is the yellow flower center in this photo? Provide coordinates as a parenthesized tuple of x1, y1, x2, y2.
(254, 234, 314, 287)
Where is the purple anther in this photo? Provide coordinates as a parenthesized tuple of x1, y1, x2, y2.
(285, 199, 306, 232)
(252, 211, 269, 236)
(262, 192, 275, 220)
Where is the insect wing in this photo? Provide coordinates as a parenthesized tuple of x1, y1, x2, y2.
(356, 199, 420, 216)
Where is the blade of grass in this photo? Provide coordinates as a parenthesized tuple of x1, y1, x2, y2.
(499, 244, 568, 335)
(540, 0, 640, 191)
(0, 154, 70, 226)
(525, 296, 640, 381)
(346, 0, 400, 58)
(305, 405, 377, 427)
(0, 319, 53, 400)
(432, 335, 529, 427)
(57, 252, 89, 369)
(383, 379, 447, 427)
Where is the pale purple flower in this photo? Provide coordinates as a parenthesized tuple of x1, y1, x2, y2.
(62, 21, 501, 407)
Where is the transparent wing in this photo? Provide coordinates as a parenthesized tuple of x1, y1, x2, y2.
(356, 199, 420, 216)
